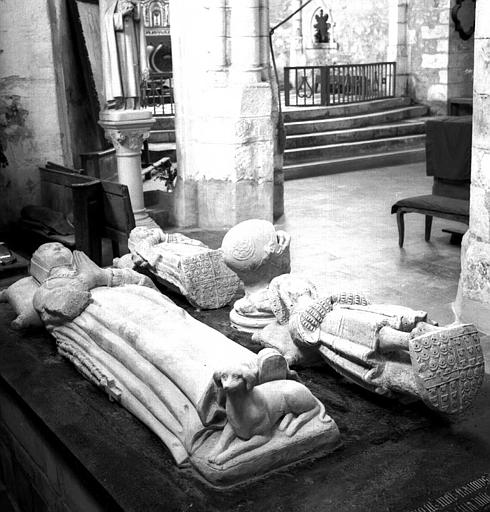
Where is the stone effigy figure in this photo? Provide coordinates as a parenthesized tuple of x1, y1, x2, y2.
(100, 0, 149, 109)
(114, 226, 241, 310)
(4, 243, 340, 486)
(221, 219, 291, 332)
(255, 274, 485, 415)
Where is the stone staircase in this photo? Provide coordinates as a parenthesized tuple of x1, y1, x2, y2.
(283, 97, 429, 180)
(146, 115, 176, 161)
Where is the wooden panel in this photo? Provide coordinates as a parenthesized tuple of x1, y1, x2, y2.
(39, 166, 93, 214)
(80, 148, 117, 180)
(72, 180, 103, 265)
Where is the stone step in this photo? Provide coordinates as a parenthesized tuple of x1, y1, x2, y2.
(153, 115, 175, 130)
(284, 147, 426, 180)
(284, 134, 426, 164)
(286, 120, 426, 149)
(283, 97, 411, 122)
(148, 129, 176, 143)
(285, 105, 429, 135)
(147, 142, 177, 165)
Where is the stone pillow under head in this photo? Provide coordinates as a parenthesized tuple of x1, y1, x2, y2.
(0, 276, 43, 329)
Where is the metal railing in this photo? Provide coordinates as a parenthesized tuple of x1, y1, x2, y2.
(284, 62, 396, 107)
(141, 72, 174, 116)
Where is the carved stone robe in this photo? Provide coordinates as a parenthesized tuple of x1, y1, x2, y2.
(101, 0, 149, 106)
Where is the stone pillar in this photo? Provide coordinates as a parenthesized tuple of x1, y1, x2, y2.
(230, 0, 262, 82)
(99, 110, 156, 227)
(289, 0, 304, 67)
(170, 0, 276, 229)
(388, 0, 409, 97)
(207, 0, 228, 71)
(454, 0, 490, 333)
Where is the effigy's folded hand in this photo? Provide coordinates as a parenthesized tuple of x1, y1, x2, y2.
(73, 251, 111, 289)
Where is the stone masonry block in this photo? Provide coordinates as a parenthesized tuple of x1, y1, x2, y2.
(438, 69, 448, 84)
(427, 83, 448, 102)
(195, 115, 273, 145)
(439, 10, 450, 24)
(459, 233, 490, 303)
(238, 83, 272, 117)
(437, 39, 448, 53)
(472, 93, 490, 149)
(422, 52, 449, 68)
(191, 141, 237, 180)
(473, 38, 490, 95)
(471, 148, 490, 191)
(469, 185, 490, 242)
(234, 140, 273, 181)
(421, 24, 448, 39)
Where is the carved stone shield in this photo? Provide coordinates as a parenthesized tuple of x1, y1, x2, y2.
(409, 324, 484, 414)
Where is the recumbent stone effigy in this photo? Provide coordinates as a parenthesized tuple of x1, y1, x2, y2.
(255, 273, 485, 415)
(1, 242, 340, 486)
(114, 226, 241, 309)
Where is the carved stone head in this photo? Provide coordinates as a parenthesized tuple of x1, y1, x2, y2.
(30, 243, 74, 283)
(221, 219, 291, 288)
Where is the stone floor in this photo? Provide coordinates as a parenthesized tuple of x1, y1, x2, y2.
(279, 161, 465, 327)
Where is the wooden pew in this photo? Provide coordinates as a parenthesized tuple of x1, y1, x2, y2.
(31, 163, 134, 265)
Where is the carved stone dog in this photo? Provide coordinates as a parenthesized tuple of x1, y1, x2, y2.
(209, 362, 325, 465)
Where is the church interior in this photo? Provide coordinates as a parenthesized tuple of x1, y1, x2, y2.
(1, 0, 490, 510)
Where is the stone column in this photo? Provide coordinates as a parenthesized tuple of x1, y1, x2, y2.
(207, 0, 228, 71)
(289, 0, 304, 67)
(99, 110, 156, 227)
(170, 0, 276, 228)
(454, 0, 490, 333)
(388, 0, 409, 97)
(230, 0, 262, 82)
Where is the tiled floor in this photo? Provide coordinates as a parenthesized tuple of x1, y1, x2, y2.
(280, 162, 464, 326)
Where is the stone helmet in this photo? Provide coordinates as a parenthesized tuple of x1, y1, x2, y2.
(221, 219, 284, 273)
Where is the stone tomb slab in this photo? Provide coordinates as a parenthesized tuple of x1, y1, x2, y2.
(0, 292, 490, 511)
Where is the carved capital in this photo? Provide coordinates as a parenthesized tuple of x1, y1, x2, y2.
(104, 128, 150, 152)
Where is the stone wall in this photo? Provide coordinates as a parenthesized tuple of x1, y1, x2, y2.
(406, 0, 474, 114)
(269, 0, 390, 87)
(0, 0, 101, 232)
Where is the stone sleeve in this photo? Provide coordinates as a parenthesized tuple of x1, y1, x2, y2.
(109, 268, 156, 289)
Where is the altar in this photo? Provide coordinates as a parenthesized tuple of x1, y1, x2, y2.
(1, 284, 490, 511)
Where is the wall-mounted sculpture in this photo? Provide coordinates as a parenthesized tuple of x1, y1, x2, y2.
(116, 226, 241, 309)
(255, 274, 485, 416)
(2, 243, 340, 487)
(221, 219, 291, 332)
(313, 8, 331, 44)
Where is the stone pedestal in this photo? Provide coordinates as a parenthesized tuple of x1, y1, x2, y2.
(99, 110, 157, 227)
(454, 0, 490, 333)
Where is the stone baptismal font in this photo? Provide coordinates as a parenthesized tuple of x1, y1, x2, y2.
(1, 243, 341, 487)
